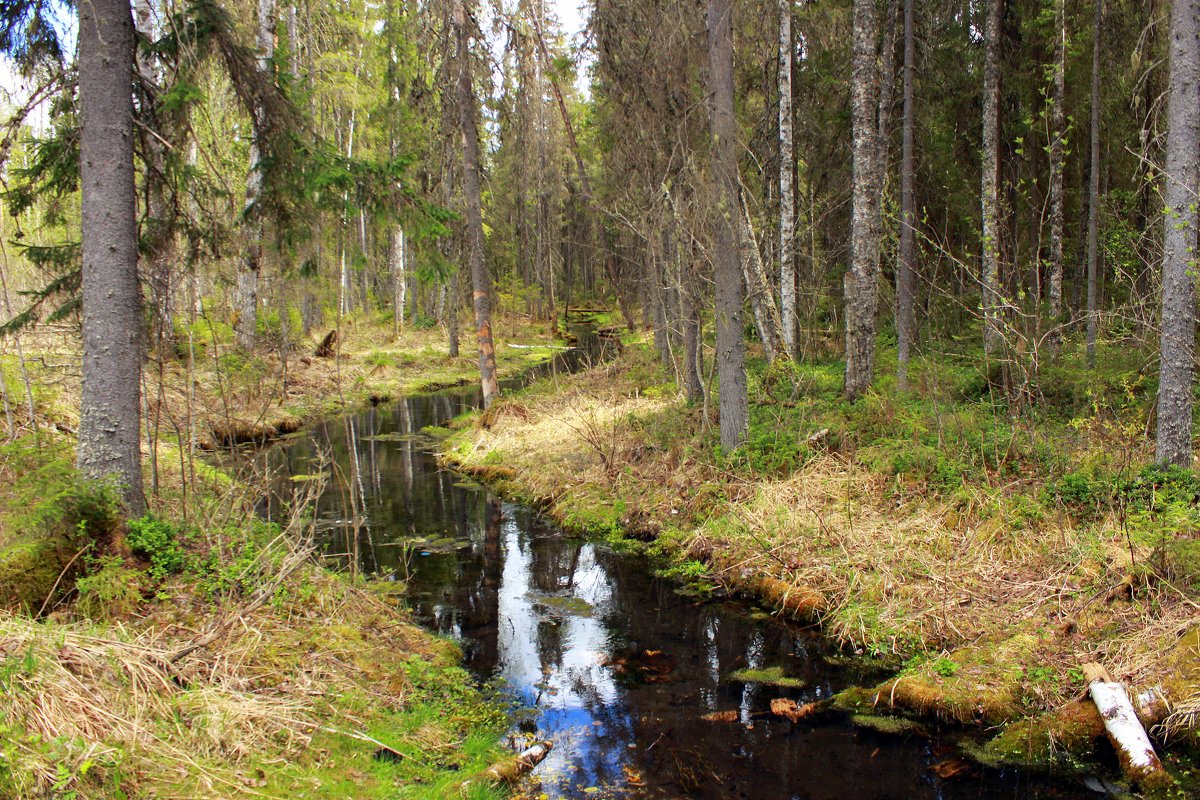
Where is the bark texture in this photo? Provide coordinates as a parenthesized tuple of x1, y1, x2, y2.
(844, 0, 881, 401)
(392, 225, 407, 338)
(896, 0, 916, 389)
(778, 0, 796, 357)
(738, 197, 788, 363)
(454, 0, 500, 408)
(1085, 0, 1103, 368)
(981, 0, 1004, 357)
(78, 0, 145, 513)
(1155, 0, 1200, 466)
(707, 0, 748, 448)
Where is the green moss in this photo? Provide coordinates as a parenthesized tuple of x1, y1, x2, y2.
(974, 702, 1103, 772)
(727, 666, 806, 688)
(0, 438, 119, 612)
(850, 714, 926, 736)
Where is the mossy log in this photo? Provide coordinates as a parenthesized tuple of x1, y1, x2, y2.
(481, 740, 552, 784)
(206, 416, 302, 448)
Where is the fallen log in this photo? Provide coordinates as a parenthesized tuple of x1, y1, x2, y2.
(481, 740, 553, 784)
(507, 343, 571, 351)
(1082, 663, 1171, 789)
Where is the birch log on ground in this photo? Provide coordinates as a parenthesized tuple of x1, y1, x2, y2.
(1082, 663, 1170, 788)
(481, 740, 553, 784)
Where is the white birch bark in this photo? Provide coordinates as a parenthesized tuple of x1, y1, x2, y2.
(778, 0, 797, 358)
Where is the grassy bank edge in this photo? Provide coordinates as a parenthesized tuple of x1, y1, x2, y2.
(437, 340, 1200, 798)
(0, 317, 573, 799)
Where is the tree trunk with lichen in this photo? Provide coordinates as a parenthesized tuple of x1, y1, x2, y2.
(778, 0, 796, 358)
(1155, 0, 1200, 467)
(78, 0, 145, 514)
(844, 0, 881, 401)
(981, 0, 1004, 358)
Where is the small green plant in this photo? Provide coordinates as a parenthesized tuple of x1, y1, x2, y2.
(75, 555, 143, 618)
(932, 657, 959, 678)
(126, 515, 185, 581)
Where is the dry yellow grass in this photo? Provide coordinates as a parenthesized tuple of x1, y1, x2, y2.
(445, 349, 1200, 745)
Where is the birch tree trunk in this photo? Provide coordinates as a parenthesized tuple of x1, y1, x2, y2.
(981, 0, 1004, 358)
(738, 197, 788, 362)
(707, 0, 748, 448)
(236, 0, 275, 351)
(896, 0, 916, 390)
(392, 225, 406, 339)
(1155, 0, 1200, 466)
(78, 0, 145, 514)
(1085, 0, 1103, 368)
(778, 0, 797, 358)
(1046, 0, 1066, 353)
(844, 0, 882, 401)
(454, 0, 500, 408)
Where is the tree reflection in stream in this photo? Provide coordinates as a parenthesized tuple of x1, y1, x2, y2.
(238, 334, 1101, 798)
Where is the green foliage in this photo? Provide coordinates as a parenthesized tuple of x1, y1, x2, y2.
(0, 439, 120, 609)
(931, 657, 959, 678)
(363, 349, 395, 368)
(75, 556, 144, 619)
(125, 516, 186, 582)
(195, 517, 285, 599)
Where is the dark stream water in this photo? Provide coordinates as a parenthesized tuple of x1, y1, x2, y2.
(252, 321, 1105, 800)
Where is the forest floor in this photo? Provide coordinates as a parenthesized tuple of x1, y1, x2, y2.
(441, 331, 1200, 794)
(0, 312, 562, 799)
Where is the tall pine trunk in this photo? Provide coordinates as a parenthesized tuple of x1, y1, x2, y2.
(707, 0, 748, 448)
(236, 0, 275, 350)
(454, 0, 500, 408)
(844, 0, 881, 401)
(981, 0, 1004, 357)
(778, 0, 797, 358)
(896, 0, 916, 390)
(78, 0, 145, 514)
(1155, 0, 1200, 466)
(1084, 0, 1103, 368)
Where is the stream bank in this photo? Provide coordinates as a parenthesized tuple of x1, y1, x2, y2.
(439, 339, 1200, 797)
(244, 320, 1109, 799)
(0, 313, 572, 799)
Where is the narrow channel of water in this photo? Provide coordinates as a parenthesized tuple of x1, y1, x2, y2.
(254, 323, 1104, 799)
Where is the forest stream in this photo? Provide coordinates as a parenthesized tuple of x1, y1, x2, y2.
(245, 317, 1107, 800)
